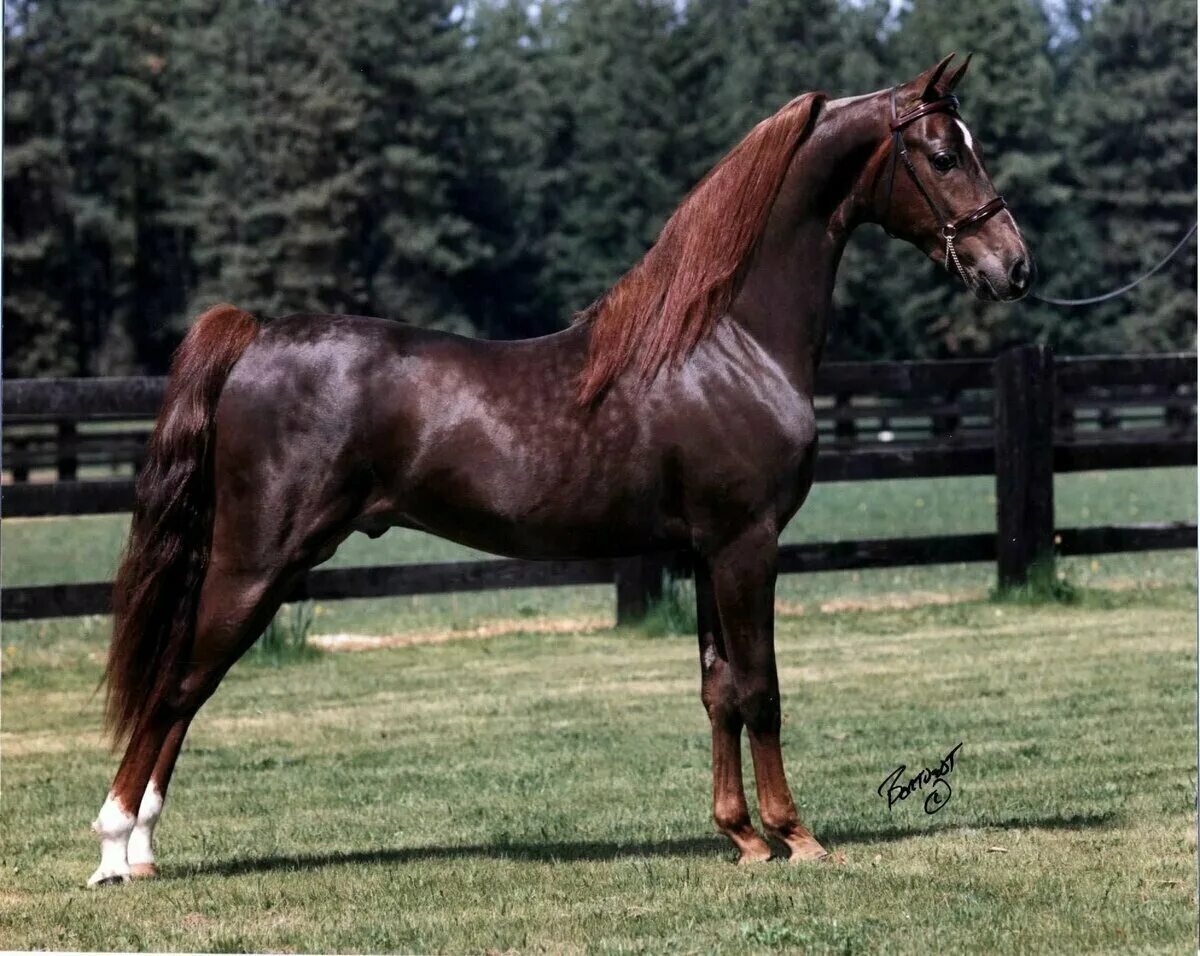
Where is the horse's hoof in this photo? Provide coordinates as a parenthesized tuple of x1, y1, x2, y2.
(736, 846, 773, 865)
(129, 862, 159, 880)
(87, 869, 131, 888)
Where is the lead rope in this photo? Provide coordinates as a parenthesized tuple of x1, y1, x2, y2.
(1031, 221, 1197, 306)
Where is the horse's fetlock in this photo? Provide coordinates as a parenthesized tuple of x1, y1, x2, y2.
(714, 803, 753, 834)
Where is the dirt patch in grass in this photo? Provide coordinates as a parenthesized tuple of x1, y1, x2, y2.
(310, 614, 614, 652)
(817, 588, 988, 613)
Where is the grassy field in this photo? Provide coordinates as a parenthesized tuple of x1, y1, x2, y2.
(1, 468, 1196, 952)
(2, 589, 1196, 952)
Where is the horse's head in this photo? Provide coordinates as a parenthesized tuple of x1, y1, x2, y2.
(873, 54, 1032, 301)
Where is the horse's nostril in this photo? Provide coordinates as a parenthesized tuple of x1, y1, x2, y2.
(1009, 257, 1030, 289)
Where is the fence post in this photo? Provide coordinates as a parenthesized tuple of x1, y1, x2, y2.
(11, 435, 30, 482)
(615, 554, 666, 625)
(56, 419, 78, 481)
(993, 345, 1056, 588)
(932, 389, 961, 440)
(833, 392, 856, 444)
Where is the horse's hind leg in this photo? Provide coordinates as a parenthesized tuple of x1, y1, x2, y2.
(90, 560, 292, 885)
(696, 559, 773, 863)
(96, 465, 365, 884)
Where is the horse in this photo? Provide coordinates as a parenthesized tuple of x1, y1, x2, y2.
(88, 53, 1030, 885)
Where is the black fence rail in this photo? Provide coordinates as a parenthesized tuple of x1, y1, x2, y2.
(3, 347, 1196, 622)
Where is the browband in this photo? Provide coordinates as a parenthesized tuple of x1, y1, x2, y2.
(890, 94, 960, 131)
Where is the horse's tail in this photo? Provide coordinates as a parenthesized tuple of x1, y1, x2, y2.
(103, 303, 260, 746)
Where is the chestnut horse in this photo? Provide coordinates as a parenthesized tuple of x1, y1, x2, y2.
(89, 55, 1030, 885)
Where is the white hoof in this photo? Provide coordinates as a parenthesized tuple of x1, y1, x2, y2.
(87, 864, 131, 887)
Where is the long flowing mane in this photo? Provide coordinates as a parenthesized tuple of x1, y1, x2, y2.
(576, 91, 827, 403)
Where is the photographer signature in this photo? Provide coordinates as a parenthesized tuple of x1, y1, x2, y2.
(878, 741, 963, 815)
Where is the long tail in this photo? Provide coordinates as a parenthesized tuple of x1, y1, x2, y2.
(103, 303, 260, 745)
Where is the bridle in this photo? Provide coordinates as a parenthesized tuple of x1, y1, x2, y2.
(882, 88, 1007, 284)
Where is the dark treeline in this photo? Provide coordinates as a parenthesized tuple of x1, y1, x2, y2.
(4, 0, 1195, 378)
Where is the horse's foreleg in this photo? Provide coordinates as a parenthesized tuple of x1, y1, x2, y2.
(707, 525, 833, 864)
(696, 560, 773, 862)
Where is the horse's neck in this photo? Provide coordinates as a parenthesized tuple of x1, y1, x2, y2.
(729, 93, 885, 394)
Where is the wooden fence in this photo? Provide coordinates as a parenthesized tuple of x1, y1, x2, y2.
(3, 346, 1195, 622)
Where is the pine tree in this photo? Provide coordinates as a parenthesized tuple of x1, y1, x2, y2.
(347, 0, 484, 332)
(456, 0, 557, 338)
(661, 0, 744, 193)
(1057, 0, 1197, 352)
(542, 0, 680, 315)
(172, 0, 368, 322)
(4, 0, 78, 376)
(5, 0, 184, 375)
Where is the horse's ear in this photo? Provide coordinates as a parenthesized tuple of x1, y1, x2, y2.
(916, 53, 957, 102)
(944, 52, 972, 93)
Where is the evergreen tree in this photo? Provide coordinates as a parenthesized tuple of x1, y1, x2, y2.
(662, 0, 744, 193)
(2, 0, 1195, 373)
(172, 0, 368, 322)
(347, 0, 484, 332)
(721, 0, 888, 133)
(542, 0, 680, 314)
(456, 0, 558, 337)
(4, 0, 78, 376)
(1056, 0, 1197, 352)
(4, 0, 183, 375)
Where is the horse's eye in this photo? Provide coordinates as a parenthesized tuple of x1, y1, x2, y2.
(932, 151, 957, 173)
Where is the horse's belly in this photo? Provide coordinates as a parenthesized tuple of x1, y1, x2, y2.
(366, 452, 680, 560)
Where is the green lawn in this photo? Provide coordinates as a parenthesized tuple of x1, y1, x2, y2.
(1, 468, 1195, 952)
(1, 590, 1195, 952)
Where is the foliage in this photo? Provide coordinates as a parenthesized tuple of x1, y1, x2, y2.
(990, 553, 1081, 605)
(247, 601, 321, 665)
(632, 575, 698, 638)
(3, 0, 1195, 377)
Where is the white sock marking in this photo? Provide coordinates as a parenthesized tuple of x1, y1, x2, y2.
(88, 792, 135, 885)
(127, 782, 163, 867)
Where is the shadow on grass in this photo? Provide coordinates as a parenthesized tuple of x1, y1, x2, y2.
(182, 809, 1118, 879)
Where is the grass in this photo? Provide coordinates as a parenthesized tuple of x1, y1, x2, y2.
(1, 589, 1195, 952)
(248, 602, 322, 665)
(632, 577, 699, 638)
(1, 467, 1195, 951)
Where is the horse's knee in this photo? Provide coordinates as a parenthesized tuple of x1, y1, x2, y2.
(701, 663, 740, 729)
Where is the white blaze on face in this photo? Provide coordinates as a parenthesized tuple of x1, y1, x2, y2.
(88, 792, 135, 885)
(127, 781, 164, 868)
(954, 119, 977, 158)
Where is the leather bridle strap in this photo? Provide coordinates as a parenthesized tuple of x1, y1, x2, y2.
(882, 88, 1007, 283)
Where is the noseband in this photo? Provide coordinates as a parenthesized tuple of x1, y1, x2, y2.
(882, 88, 1007, 283)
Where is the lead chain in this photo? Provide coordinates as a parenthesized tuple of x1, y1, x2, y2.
(943, 226, 967, 284)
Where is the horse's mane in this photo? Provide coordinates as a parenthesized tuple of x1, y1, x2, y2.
(575, 91, 827, 403)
